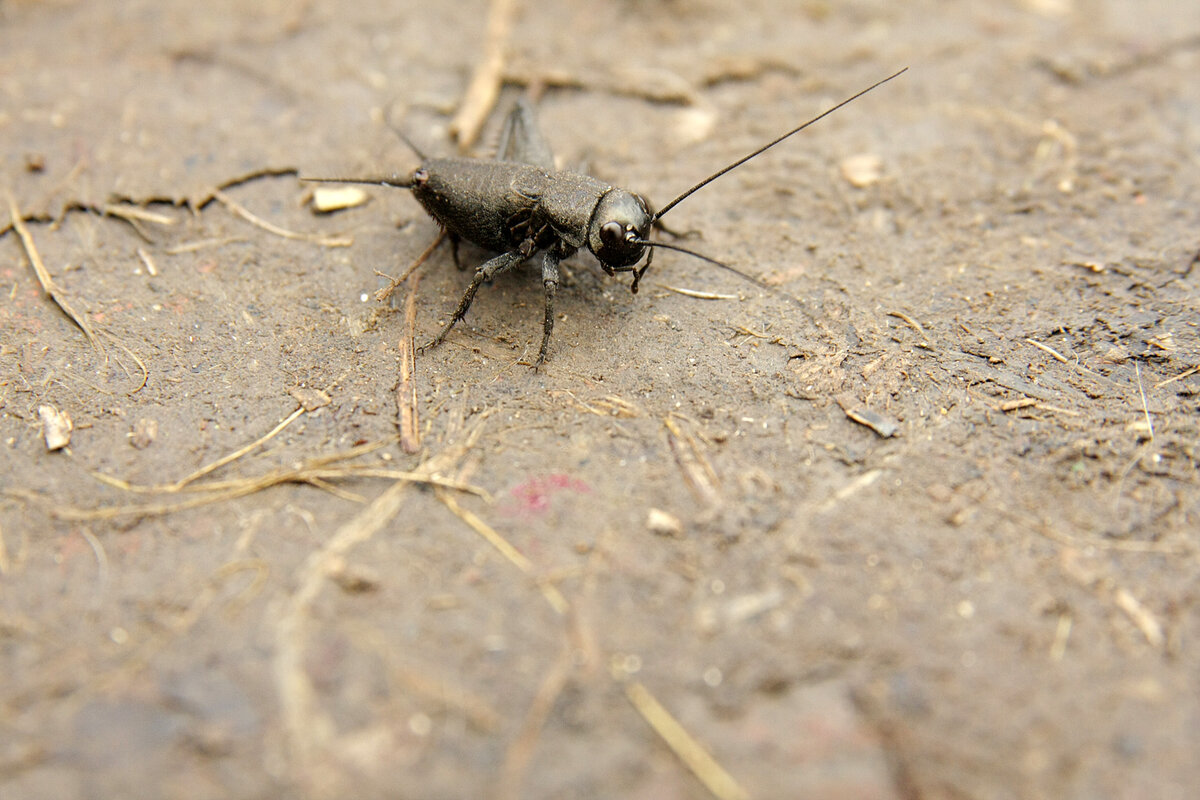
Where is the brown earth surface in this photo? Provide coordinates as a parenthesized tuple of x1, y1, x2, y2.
(2, 1, 1199, 798)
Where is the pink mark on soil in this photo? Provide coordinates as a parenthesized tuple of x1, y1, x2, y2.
(505, 474, 591, 517)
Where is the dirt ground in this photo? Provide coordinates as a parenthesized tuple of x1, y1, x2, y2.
(2, 1, 1199, 798)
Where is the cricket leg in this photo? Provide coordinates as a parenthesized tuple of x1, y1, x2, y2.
(495, 97, 556, 170)
(420, 250, 526, 353)
(534, 250, 561, 367)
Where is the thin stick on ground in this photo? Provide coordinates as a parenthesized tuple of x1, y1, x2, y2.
(435, 488, 570, 615)
(622, 679, 750, 800)
(1135, 362, 1154, 440)
(661, 285, 739, 301)
(888, 310, 928, 340)
(398, 271, 422, 454)
(78, 528, 109, 609)
(376, 229, 446, 303)
(273, 416, 491, 772)
(99, 328, 149, 394)
(450, 0, 519, 149)
(7, 192, 104, 354)
(34, 454, 486, 521)
(1154, 364, 1197, 388)
(497, 645, 575, 800)
(102, 204, 177, 227)
(172, 405, 306, 491)
(1025, 337, 1069, 363)
(213, 189, 352, 247)
(664, 415, 721, 506)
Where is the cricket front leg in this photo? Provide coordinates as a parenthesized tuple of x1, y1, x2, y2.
(534, 251, 561, 367)
(420, 250, 526, 354)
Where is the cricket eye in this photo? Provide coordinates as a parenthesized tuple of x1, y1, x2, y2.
(600, 221, 624, 247)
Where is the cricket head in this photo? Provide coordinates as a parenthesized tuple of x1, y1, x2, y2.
(588, 188, 652, 271)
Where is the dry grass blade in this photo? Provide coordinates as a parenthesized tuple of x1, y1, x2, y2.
(49, 441, 486, 521)
(497, 645, 575, 800)
(887, 309, 928, 341)
(136, 247, 158, 276)
(102, 204, 177, 226)
(170, 405, 306, 491)
(1025, 337, 1070, 363)
(836, 392, 900, 438)
(398, 272, 422, 454)
(1154, 364, 1198, 388)
(1113, 588, 1165, 650)
(276, 479, 422, 765)
(1135, 362, 1154, 440)
(213, 189, 352, 247)
(99, 328, 149, 394)
(436, 489, 569, 615)
(664, 416, 721, 506)
(376, 229, 446, 303)
(7, 192, 104, 354)
(662, 285, 739, 300)
(274, 415, 492, 770)
(622, 679, 749, 800)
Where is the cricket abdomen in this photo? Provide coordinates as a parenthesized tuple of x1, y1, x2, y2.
(411, 158, 553, 253)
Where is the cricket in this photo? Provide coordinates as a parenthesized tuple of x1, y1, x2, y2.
(307, 68, 907, 366)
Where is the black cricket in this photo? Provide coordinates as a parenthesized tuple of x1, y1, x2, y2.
(307, 69, 906, 366)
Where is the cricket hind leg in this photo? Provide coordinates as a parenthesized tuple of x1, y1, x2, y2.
(419, 249, 527, 354)
(494, 97, 556, 170)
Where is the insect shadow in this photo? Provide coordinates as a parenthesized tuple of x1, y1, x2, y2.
(306, 68, 906, 367)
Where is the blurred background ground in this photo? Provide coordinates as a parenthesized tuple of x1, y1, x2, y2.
(1, 1, 1198, 798)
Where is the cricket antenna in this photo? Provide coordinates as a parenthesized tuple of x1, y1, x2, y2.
(301, 108, 428, 187)
(652, 67, 908, 222)
(629, 238, 803, 304)
(383, 117, 429, 161)
(300, 175, 414, 189)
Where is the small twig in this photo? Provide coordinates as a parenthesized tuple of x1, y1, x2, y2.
(7, 192, 104, 354)
(887, 310, 928, 340)
(622, 679, 749, 800)
(1135, 362, 1154, 441)
(435, 489, 569, 615)
(102, 204, 177, 227)
(1154, 364, 1198, 388)
(665, 415, 721, 506)
(99, 328, 149, 395)
(398, 272, 422, 454)
(661, 285, 739, 301)
(1049, 612, 1072, 661)
(729, 324, 771, 340)
(165, 237, 248, 254)
(377, 229, 446, 303)
(136, 247, 159, 276)
(172, 405, 306, 491)
(1025, 337, 1069, 363)
(212, 189, 352, 247)
(497, 645, 575, 800)
(273, 416, 490, 772)
(1113, 588, 1164, 650)
(450, 0, 519, 149)
(998, 398, 1037, 412)
(78, 528, 110, 609)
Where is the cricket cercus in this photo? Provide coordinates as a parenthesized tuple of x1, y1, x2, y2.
(307, 68, 906, 366)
